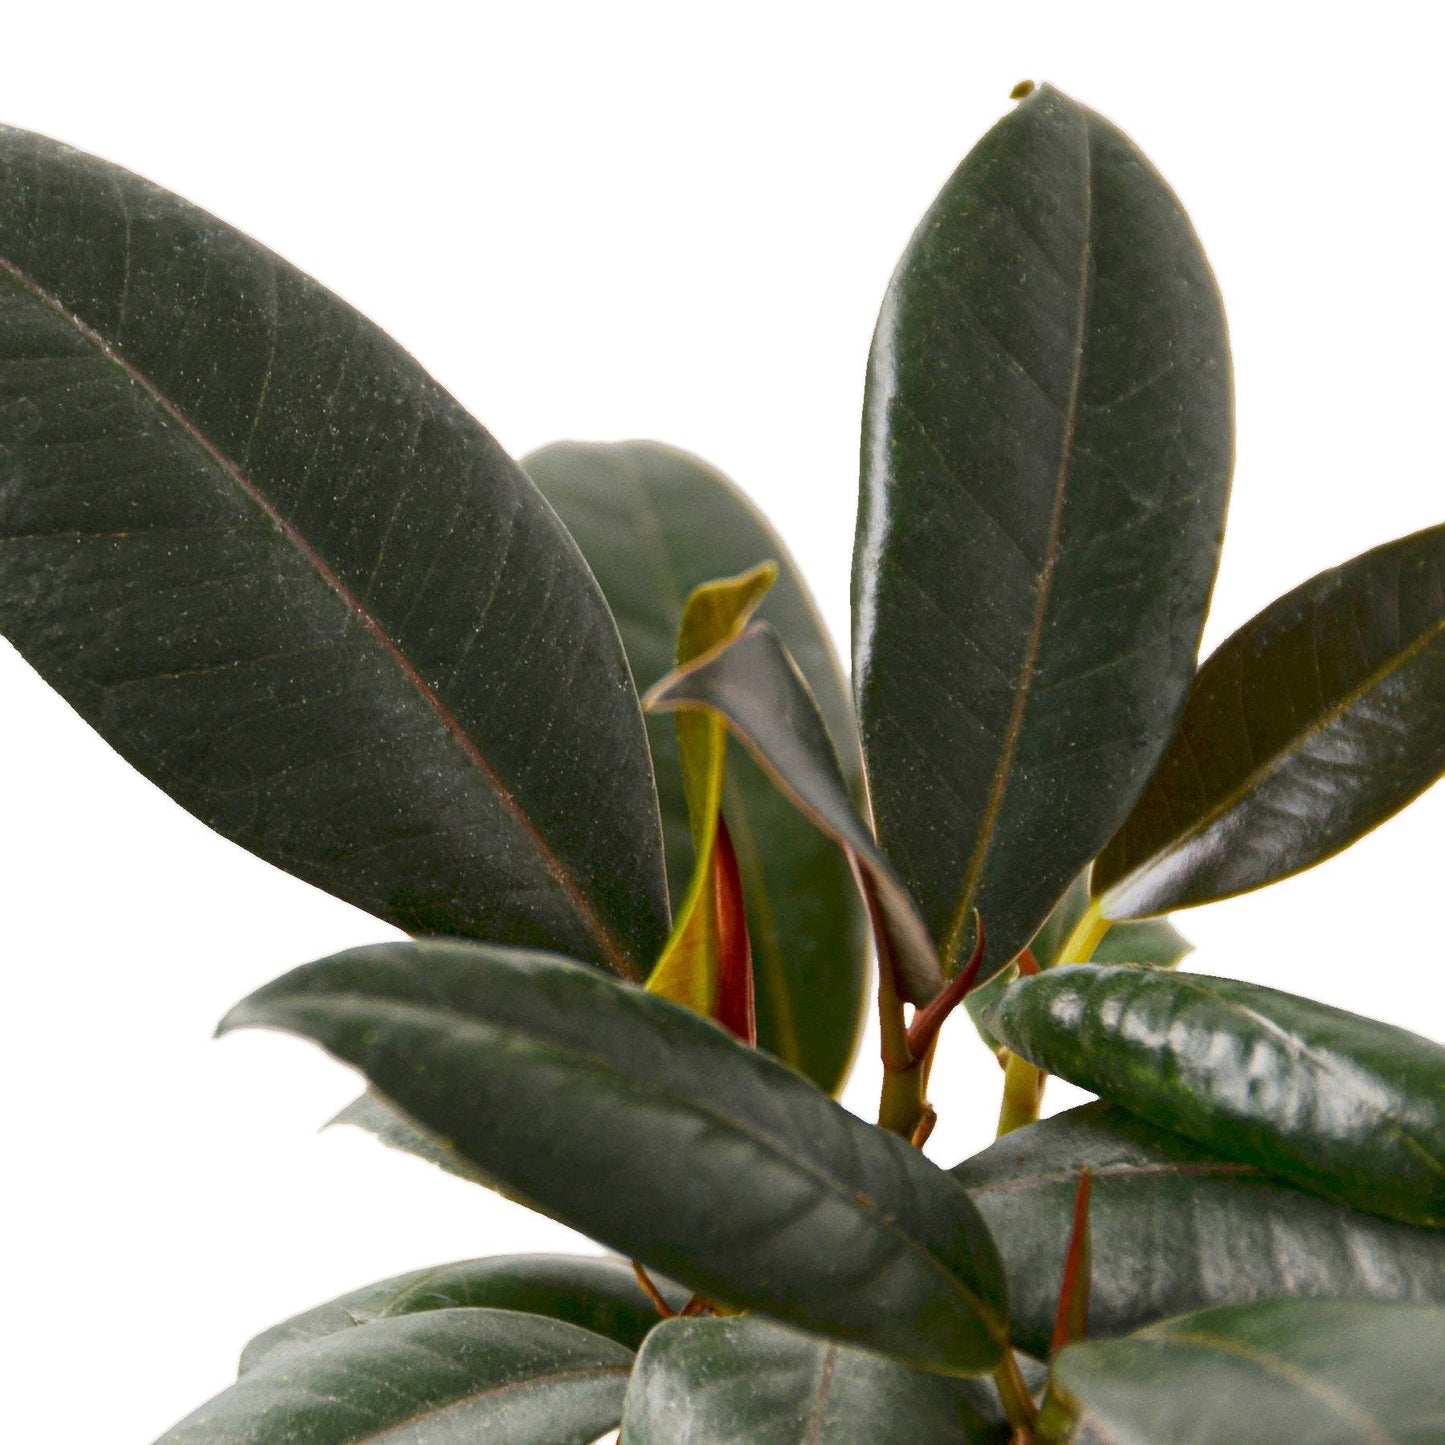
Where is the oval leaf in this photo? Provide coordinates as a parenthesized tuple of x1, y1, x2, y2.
(1096, 524, 1445, 919)
(220, 940, 1008, 1375)
(952, 1103, 1445, 1359)
(528, 439, 868, 1088)
(157, 1308, 632, 1444)
(241, 1254, 680, 1373)
(1045, 1300, 1445, 1445)
(646, 621, 942, 1003)
(621, 1315, 1019, 1443)
(986, 965, 1445, 1225)
(853, 82, 1232, 980)
(0, 126, 667, 975)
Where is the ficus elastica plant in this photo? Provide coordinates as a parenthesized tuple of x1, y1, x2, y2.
(2, 80, 1442, 1444)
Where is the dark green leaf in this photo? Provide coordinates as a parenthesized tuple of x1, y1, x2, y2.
(0, 126, 667, 976)
(220, 940, 1008, 1374)
(621, 1315, 1019, 1443)
(646, 622, 942, 1003)
(241, 1254, 682, 1372)
(157, 1308, 632, 1444)
(965, 873, 1189, 1052)
(952, 1103, 1445, 1358)
(1045, 1300, 1445, 1445)
(1096, 524, 1445, 919)
(986, 965, 1445, 1225)
(328, 1089, 498, 1190)
(526, 440, 868, 1092)
(853, 82, 1231, 980)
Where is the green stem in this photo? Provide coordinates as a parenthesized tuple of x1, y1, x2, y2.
(1056, 898, 1109, 970)
(996, 1049, 1046, 1137)
(879, 1061, 928, 1138)
(876, 950, 927, 1138)
(992, 1348, 1039, 1437)
(996, 900, 1110, 1137)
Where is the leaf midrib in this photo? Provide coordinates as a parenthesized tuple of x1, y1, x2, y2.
(1139, 1330, 1397, 1445)
(283, 990, 1006, 1351)
(965, 1158, 1257, 1197)
(1105, 599, 1445, 912)
(0, 252, 635, 978)
(359, 1358, 630, 1444)
(941, 112, 1095, 972)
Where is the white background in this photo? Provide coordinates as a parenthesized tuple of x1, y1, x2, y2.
(3, 4, 1443, 1439)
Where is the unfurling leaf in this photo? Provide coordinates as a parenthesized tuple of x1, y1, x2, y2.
(645, 566, 772, 1041)
(646, 621, 942, 1003)
(527, 439, 868, 1091)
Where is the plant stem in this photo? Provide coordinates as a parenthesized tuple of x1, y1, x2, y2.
(995, 900, 1109, 1136)
(877, 951, 928, 1138)
(1055, 899, 1109, 970)
(993, 1348, 1039, 1437)
(996, 1049, 1047, 1136)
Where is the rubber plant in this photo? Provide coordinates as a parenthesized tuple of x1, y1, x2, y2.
(1, 80, 1442, 1444)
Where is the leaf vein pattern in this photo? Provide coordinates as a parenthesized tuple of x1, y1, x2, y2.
(0, 251, 633, 976)
(940, 118, 1095, 970)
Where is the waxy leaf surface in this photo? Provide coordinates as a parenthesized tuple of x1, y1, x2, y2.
(967, 873, 1189, 1051)
(647, 622, 942, 1003)
(987, 966, 1445, 1225)
(853, 83, 1231, 980)
(952, 1103, 1445, 1358)
(241, 1254, 680, 1373)
(0, 127, 667, 975)
(157, 1308, 632, 1444)
(1097, 524, 1445, 919)
(620, 1315, 1017, 1443)
(1047, 1300, 1445, 1444)
(221, 940, 1008, 1374)
(529, 440, 867, 1087)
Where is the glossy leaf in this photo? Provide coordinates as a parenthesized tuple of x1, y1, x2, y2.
(965, 872, 1190, 1052)
(853, 82, 1232, 981)
(1044, 1300, 1445, 1444)
(986, 965, 1445, 1225)
(647, 622, 942, 1003)
(157, 1308, 632, 1444)
(952, 1103, 1445, 1358)
(220, 939, 1008, 1374)
(528, 439, 868, 1089)
(241, 1254, 682, 1372)
(1097, 524, 1445, 919)
(645, 566, 771, 1041)
(0, 126, 667, 976)
(620, 1315, 1018, 1443)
